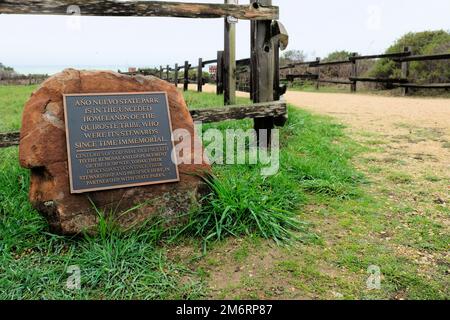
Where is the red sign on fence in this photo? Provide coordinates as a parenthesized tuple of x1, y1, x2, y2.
(209, 65, 217, 76)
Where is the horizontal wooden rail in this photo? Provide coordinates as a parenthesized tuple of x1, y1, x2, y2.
(202, 59, 217, 66)
(0, 132, 20, 148)
(279, 49, 450, 95)
(119, 71, 158, 77)
(394, 83, 450, 89)
(309, 60, 351, 67)
(349, 52, 411, 61)
(319, 79, 353, 85)
(394, 53, 450, 62)
(349, 77, 408, 83)
(178, 64, 191, 70)
(280, 60, 319, 69)
(0, 1, 279, 20)
(0, 102, 287, 148)
(236, 58, 251, 66)
(190, 101, 287, 123)
(285, 74, 318, 81)
(0, 75, 47, 80)
(189, 57, 250, 70)
(281, 51, 449, 71)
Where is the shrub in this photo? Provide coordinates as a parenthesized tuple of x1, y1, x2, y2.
(369, 30, 450, 84)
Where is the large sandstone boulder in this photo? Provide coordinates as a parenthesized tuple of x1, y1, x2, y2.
(19, 69, 210, 235)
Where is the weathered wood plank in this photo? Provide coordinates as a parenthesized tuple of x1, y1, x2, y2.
(285, 73, 319, 81)
(236, 58, 251, 66)
(0, 132, 20, 148)
(1, 102, 287, 148)
(310, 59, 351, 67)
(396, 83, 450, 89)
(319, 79, 353, 85)
(216, 50, 224, 95)
(395, 52, 450, 62)
(119, 71, 158, 77)
(315, 58, 320, 90)
(224, 0, 236, 105)
(350, 52, 357, 92)
(280, 50, 449, 70)
(280, 60, 317, 69)
(174, 63, 179, 87)
(350, 52, 411, 61)
(0, 0, 279, 20)
(190, 101, 287, 123)
(202, 59, 218, 66)
(251, 0, 276, 145)
(183, 61, 189, 91)
(349, 77, 408, 83)
(197, 58, 203, 92)
(401, 47, 411, 96)
(200, 57, 249, 68)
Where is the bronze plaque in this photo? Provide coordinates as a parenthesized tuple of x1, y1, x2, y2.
(63, 92, 179, 194)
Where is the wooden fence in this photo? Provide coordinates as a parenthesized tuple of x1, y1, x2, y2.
(123, 56, 252, 95)
(0, 74, 48, 85)
(280, 48, 450, 95)
(0, 0, 288, 148)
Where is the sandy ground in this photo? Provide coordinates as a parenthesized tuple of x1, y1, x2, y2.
(195, 83, 450, 166)
(198, 83, 450, 131)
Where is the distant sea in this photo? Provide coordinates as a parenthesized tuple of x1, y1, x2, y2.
(13, 65, 138, 75)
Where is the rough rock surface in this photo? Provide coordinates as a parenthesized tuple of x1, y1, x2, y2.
(19, 69, 211, 235)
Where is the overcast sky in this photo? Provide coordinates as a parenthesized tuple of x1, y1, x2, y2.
(1, 0, 449, 74)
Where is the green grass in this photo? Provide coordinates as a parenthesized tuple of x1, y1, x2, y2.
(183, 90, 250, 109)
(175, 92, 363, 247)
(284, 82, 350, 94)
(387, 171, 413, 184)
(0, 85, 37, 132)
(0, 87, 364, 299)
(0, 147, 205, 299)
(2, 87, 448, 300)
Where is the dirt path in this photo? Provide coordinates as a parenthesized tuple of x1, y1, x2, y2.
(197, 84, 450, 195)
(283, 91, 450, 172)
(185, 84, 449, 299)
(200, 83, 450, 131)
(198, 83, 450, 165)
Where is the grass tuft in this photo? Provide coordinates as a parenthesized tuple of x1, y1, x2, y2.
(176, 172, 310, 248)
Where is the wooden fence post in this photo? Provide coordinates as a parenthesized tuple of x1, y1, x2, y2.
(217, 50, 224, 95)
(273, 36, 280, 101)
(315, 57, 320, 90)
(174, 63, 179, 87)
(351, 52, 357, 92)
(197, 58, 203, 92)
(159, 66, 163, 79)
(166, 65, 170, 82)
(272, 21, 287, 127)
(401, 46, 411, 96)
(224, 0, 237, 105)
(183, 61, 189, 91)
(251, 0, 275, 145)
